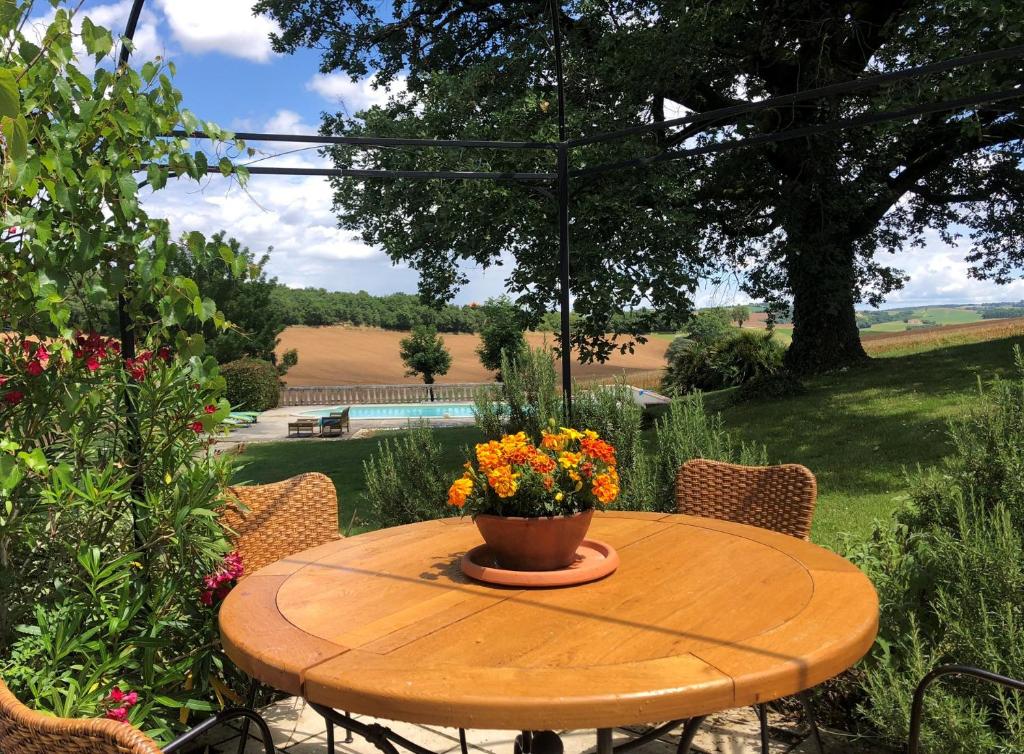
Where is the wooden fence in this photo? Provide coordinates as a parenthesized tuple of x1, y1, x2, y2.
(279, 382, 495, 407)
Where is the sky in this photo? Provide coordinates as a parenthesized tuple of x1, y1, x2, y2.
(54, 0, 1024, 310)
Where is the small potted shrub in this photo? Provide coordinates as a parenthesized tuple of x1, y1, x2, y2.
(448, 427, 620, 570)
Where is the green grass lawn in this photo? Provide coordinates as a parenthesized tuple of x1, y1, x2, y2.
(233, 334, 1024, 549)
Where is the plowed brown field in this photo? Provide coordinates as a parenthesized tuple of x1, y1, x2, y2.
(276, 326, 670, 386)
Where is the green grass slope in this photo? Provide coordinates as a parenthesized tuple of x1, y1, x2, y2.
(714, 335, 1024, 547)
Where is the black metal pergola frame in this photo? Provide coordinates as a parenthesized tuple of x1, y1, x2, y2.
(117, 0, 1024, 420)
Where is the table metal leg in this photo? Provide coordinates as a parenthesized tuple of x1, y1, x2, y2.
(597, 728, 613, 754)
(675, 716, 708, 754)
(757, 704, 769, 754)
(235, 680, 258, 754)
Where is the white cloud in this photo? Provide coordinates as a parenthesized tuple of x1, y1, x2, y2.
(154, 0, 279, 63)
(306, 73, 406, 114)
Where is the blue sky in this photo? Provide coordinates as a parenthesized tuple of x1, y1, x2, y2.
(58, 1, 1024, 310)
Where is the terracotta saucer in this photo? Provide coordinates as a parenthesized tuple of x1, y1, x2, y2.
(460, 539, 619, 587)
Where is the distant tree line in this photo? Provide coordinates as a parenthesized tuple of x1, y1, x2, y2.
(980, 306, 1024, 320)
(271, 287, 486, 333)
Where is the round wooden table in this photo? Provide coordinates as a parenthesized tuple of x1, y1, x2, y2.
(220, 511, 878, 732)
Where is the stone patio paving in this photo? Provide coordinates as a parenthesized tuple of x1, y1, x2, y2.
(198, 695, 874, 754)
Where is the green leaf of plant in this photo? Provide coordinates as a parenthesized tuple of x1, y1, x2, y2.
(0, 68, 19, 119)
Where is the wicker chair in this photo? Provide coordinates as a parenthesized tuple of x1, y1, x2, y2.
(674, 458, 817, 540)
(223, 472, 342, 574)
(222, 472, 344, 753)
(676, 458, 820, 753)
(0, 677, 273, 754)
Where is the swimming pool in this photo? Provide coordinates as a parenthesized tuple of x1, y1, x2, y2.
(301, 402, 477, 420)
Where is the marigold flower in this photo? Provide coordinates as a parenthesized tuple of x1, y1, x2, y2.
(448, 476, 473, 508)
(592, 471, 620, 505)
(529, 453, 556, 474)
(541, 430, 568, 451)
(581, 436, 617, 466)
(558, 451, 582, 469)
(486, 465, 519, 498)
(475, 440, 504, 472)
(559, 427, 582, 440)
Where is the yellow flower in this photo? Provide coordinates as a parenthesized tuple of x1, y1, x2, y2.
(558, 451, 583, 469)
(447, 477, 473, 508)
(559, 427, 583, 440)
(487, 465, 520, 498)
(554, 492, 564, 502)
(541, 430, 567, 451)
(475, 440, 504, 472)
(582, 429, 599, 440)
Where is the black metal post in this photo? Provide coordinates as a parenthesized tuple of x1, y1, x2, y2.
(549, 0, 572, 423)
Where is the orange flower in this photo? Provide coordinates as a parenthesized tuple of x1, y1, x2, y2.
(529, 452, 556, 474)
(475, 440, 504, 472)
(487, 465, 520, 498)
(448, 477, 473, 508)
(541, 430, 568, 451)
(591, 471, 619, 505)
(581, 436, 617, 466)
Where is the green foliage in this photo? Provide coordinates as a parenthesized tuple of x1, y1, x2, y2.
(476, 297, 527, 378)
(169, 232, 290, 367)
(399, 325, 452, 385)
(686, 309, 734, 346)
(0, 4, 248, 738)
(663, 331, 784, 395)
(730, 305, 752, 327)
(272, 287, 485, 332)
(648, 394, 768, 511)
(572, 382, 651, 510)
(361, 423, 453, 527)
(851, 350, 1024, 752)
(220, 359, 280, 411)
(735, 371, 807, 403)
(473, 346, 561, 442)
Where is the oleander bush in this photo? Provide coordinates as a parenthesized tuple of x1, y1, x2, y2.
(221, 357, 281, 411)
(850, 350, 1024, 753)
(662, 331, 785, 395)
(0, 3, 249, 741)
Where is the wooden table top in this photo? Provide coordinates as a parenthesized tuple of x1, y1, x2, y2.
(219, 512, 878, 730)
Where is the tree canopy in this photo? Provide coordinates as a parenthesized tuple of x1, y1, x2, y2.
(476, 296, 528, 378)
(399, 324, 452, 385)
(256, 0, 1024, 373)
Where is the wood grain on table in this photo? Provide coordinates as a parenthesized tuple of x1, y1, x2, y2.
(220, 512, 878, 730)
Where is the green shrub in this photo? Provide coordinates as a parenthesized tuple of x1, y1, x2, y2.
(572, 382, 651, 510)
(362, 423, 454, 527)
(850, 350, 1024, 752)
(662, 331, 784, 395)
(221, 358, 280, 411)
(649, 393, 768, 510)
(473, 346, 561, 441)
(735, 371, 807, 403)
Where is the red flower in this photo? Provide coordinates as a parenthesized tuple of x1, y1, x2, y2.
(108, 688, 127, 703)
(156, 346, 171, 361)
(21, 341, 31, 356)
(85, 356, 101, 372)
(0, 376, 7, 387)
(34, 345, 49, 364)
(104, 707, 128, 723)
(3, 391, 24, 405)
(204, 404, 216, 414)
(190, 421, 204, 433)
(25, 361, 43, 377)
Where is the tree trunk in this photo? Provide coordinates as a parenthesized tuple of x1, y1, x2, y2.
(784, 238, 868, 375)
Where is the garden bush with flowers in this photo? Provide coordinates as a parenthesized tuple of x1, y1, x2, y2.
(0, 2, 258, 742)
(448, 427, 620, 517)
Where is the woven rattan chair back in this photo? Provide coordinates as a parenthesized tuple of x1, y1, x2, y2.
(223, 472, 342, 574)
(675, 458, 817, 540)
(0, 678, 163, 754)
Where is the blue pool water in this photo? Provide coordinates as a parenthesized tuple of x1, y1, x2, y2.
(302, 403, 477, 420)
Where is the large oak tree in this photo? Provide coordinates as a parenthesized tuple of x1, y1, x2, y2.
(255, 0, 1024, 373)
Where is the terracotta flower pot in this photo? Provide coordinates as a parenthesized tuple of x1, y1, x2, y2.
(473, 509, 594, 571)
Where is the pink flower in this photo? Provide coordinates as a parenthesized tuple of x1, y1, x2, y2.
(35, 345, 49, 364)
(0, 376, 7, 387)
(122, 691, 138, 707)
(85, 356, 100, 372)
(108, 688, 126, 703)
(3, 391, 24, 405)
(105, 706, 128, 723)
(190, 421, 204, 433)
(204, 404, 216, 414)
